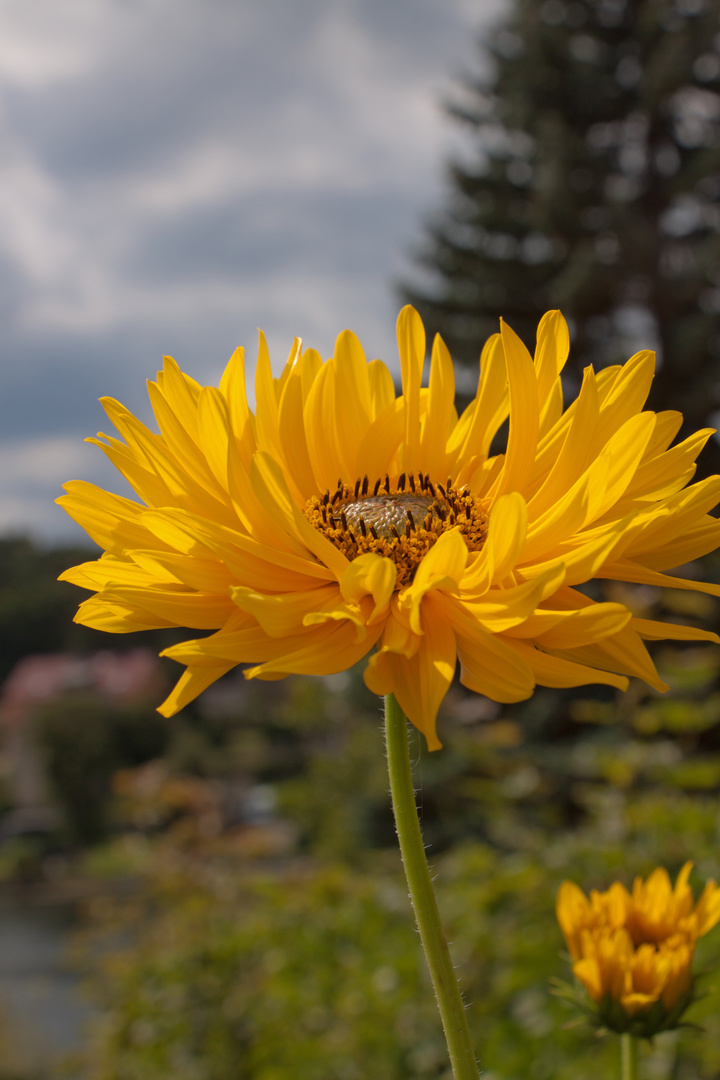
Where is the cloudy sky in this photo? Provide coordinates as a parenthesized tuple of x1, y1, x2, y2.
(0, 0, 505, 543)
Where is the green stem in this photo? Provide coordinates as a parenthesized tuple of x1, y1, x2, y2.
(620, 1033, 638, 1080)
(384, 693, 480, 1080)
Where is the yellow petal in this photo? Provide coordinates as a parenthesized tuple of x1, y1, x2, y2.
(332, 328, 373, 477)
(147, 377, 219, 494)
(57, 482, 163, 555)
(462, 565, 566, 633)
(448, 332, 508, 462)
(132, 550, 235, 594)
(340, 553, 397, 624)
(492, 318, 539, 497)
(219, 345, 255, 464)
(86, 434, 173, 508)
(421, 333, 455, 476)
(101, 585, 235, 629)
(600, 559, 720, 599)
(244, 618, 382, 680)
(533, 601, 632, 650)
(277, 360, 319, 500)
(638, 517, 720, 571)
(457, 630, 536, 703)
(368, 594, 456, 750)
(399, 529, 468, 634)
(140, 507, 333, 589)
(74, 595, 175, 632)
(197, 385, 232, 491)
(596, 348, 655, 434)
(572, 958, 604, 1002)
(510, 640, 629, 692)
(154, 354, 202, 432)
(462, 491, 528, 594)
(534, 310, 569, 415)
(158, 662, 236, 717)
(231, 584, 340, 637)
(254, 329, 286, 459)
(367, 358, 395, 418)
(620, 992, 659, 1016)
(556, 880, 591, 958)
(631, 617, 720, 644)
(303, 359, 344, 493)
(527, 366, 600, 520)
(551, 624, 669, 693)
(396, 305, 425, 476)
(695, 880, 720, 937)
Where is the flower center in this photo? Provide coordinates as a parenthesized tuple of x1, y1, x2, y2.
(304, 473, 488, 587)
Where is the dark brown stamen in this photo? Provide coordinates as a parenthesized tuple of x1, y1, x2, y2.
(398, 472, 406, 491)
(373, 478, 381, 496)
(354, 479, 361, 498)
(369, 524, 378, 540)
(322, 490, 329, 506)
(361, 475, 369, 495)
(409, 473, 416, 492)
(359, 518, 367, 537)
(390, 525, 400, 539)
(407, 510, 415, 530)
(340, 510, 348, 530)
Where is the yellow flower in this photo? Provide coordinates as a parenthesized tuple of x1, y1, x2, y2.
(58, 307, 720, 749)
(557, 864, 720, 1033)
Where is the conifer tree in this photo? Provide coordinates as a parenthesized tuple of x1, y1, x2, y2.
(403, 0, 720, 471)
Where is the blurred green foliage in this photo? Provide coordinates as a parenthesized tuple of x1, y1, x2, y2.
(0, 535, 188, 680)
(34, 694, 169, 844)
(0, 537, 100, 682)
(74, 788, 720, 1080)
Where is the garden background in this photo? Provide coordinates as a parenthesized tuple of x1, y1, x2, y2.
(0, 1, 720, 1078)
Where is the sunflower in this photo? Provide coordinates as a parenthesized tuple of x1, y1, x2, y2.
(58, 307, 720, 749)
(556, 863, 720, 1035)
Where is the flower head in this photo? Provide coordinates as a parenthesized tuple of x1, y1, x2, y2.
(557, 864, 720, 1035)
(58, 307, 720, 748)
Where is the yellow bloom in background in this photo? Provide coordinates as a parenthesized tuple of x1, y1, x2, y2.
(556, 864, 720, 1035)
(58, 306, 720, 749)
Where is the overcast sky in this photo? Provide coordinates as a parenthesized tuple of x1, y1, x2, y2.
(0, 0, 506, 543)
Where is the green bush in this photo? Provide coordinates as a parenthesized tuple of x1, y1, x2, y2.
(78, 788, 720, 1080)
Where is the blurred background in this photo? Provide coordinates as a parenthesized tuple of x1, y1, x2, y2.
(2, 1, 720, 1078)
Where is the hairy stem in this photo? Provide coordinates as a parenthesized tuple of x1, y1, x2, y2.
(384, 693, 480, 1080)
(621, 1033, 639, 1080)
